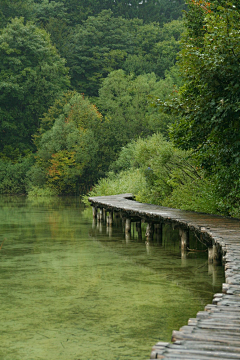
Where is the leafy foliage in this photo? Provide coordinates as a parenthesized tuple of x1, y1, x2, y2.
(87, 133, 220, 214)
(56, 0, 186, 26)
(31, 93, 102, 194)
(156, 0, 240, 215)
(0, 0, 35, 28)
(0, 17, 70, 159)
(98, 70, 173, 147)
(65, 11, 183, 96)
(0, 156, 34, 194)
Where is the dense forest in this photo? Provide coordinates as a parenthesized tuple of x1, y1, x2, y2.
(0, 0, 239, 217)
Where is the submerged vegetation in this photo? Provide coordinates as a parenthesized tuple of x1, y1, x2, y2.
(0, 0, 240, 217)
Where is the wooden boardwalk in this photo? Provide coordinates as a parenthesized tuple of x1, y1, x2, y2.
(88, 194, 240, 360)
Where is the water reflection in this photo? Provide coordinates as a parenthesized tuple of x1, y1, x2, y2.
(0, 196, 224, 360)
(90, 213, 224, 298)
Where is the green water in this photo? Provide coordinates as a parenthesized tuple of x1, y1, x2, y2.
(0, 196, 224, 360)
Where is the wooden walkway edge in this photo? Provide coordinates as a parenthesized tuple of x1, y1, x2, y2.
(88, 194, 240, 359)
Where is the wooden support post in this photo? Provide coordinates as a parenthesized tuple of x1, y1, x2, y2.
(125, 218, 131, 233)
(179, 228, 189, 252)
(92, 206, 97, 218)
(145, 222, 154, 241)
(99, 208, 103, 221)
(208, 243, 221, 264)
(107, 211, 113, 226)
(125, 232, 131, 242)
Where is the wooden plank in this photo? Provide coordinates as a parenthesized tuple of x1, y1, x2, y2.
(172, 329, 240, 345)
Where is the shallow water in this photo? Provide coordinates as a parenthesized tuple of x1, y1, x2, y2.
(0, 196, 224, 360)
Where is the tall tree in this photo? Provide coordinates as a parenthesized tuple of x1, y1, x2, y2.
(160, 0, 240, 213)
(32, 93, 102, 194)
(0, 17, 70, 160)
(32, 0, 70, 53)
(64, 10, 133, 96)
(97, 69, 177, 158)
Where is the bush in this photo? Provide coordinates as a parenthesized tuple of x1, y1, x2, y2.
(86, 133, 227, 215)
(82, 169, 146, 205)
(0, 157, 34, 194)
(27, 186, 58, 197)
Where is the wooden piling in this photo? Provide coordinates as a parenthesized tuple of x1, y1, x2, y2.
(125, 218, 131, 233)
(179, 228, 189, 252)
(99, 208, 103, 221)
(107, 211, 113, 226)
(92, 206, 97, 218)
(145, 222, 154, 240)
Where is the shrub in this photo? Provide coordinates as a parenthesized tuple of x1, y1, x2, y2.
(0, 157, 34, 194)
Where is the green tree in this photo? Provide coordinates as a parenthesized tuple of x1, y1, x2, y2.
(32, 93, 102, 194)
(0, 17, 70, 160)
(122, 19, 184, 78)
(96, 69, 179, 164)
(32, 0, 70, 53)
(64, 10, 132, 96)
(0, 155, 34, 194)
(159, 0, 240, 214)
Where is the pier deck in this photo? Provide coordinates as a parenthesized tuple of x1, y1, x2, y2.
(88, 194, 240, 359)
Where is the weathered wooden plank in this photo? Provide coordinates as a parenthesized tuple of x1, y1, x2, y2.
(172, 329, 240, 345)
(152, 347, 240, 359)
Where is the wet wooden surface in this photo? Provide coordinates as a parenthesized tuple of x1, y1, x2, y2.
(88, 194, 240, 360)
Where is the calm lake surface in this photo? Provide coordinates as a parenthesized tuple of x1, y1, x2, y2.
(0, 196, 224, 360)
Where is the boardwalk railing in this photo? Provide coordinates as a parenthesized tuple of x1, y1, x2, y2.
(88, 194, 240, 360)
